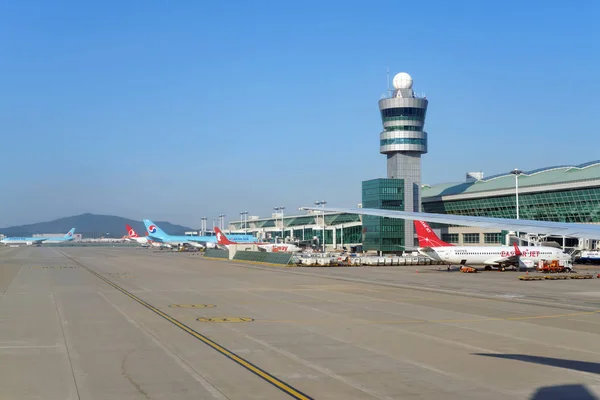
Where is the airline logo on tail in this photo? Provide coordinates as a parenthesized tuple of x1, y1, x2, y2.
(414, 221, 453, 248)
(214, 228, 235, 245)
(143, 220, 166, 238)
(126, 224, 138, 238)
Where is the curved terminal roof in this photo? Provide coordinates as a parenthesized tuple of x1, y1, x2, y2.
(422, 161, 600, 199)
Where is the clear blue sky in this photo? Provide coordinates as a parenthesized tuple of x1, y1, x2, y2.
(1, 0, 599, 227)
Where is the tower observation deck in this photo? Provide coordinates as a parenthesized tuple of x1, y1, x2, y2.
(378, 72, 429, 247)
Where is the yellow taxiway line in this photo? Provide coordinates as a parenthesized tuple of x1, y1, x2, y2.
(58, 251, 313, 400)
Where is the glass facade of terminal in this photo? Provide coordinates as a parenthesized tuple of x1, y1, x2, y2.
(230, 213, 362, 247)
(484, 233, 503, 244)
(362, 178, 405, 253)
(228, 185, 600, 252)
(423, 187, 600, 223)
(284, 215, 362, 246)
(442, 233, 459, 243)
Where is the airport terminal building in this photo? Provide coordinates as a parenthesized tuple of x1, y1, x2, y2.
(229, 161, 600, 252)
(227, 72, 600, 253)
(228, 212, 363, 251)
(422, 161, 600, 249)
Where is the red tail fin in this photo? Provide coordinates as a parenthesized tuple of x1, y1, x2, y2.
(414, 220, 453, 247)
(214, 227, 234, 245)
(126, 224, 138, 238)
(513, 242, 522, 256)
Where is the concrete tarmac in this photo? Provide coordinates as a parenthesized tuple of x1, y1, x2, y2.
(1, 247, 600, 399)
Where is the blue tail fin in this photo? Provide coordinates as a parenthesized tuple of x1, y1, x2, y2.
(64, 228, 75, 239)
(143, 220, 168, 238)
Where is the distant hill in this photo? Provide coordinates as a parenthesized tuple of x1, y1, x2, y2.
(0, 213, 195, 238)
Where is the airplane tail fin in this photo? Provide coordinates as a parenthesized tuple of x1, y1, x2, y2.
(64, 228, 75, 239)
(143, 220, 168, 238)
(126, 224, 138, 238)
(213, 227, 234, 245)
(414, 221, 453, 247)
(513, 242, 522, 256)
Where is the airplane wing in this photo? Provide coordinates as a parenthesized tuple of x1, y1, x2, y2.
(483, 255, 519, 265)
(480, 256, 536, 271)
(299, 206, 600, 239)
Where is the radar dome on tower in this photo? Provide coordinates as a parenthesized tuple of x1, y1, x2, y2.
(392, 72, 413, 90)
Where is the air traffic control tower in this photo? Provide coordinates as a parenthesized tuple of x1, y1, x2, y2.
(381, 72, 428, 247)
(380, 72, 428, 182)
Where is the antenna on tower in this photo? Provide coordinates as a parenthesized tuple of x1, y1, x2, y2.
(386, 66, 391, 96)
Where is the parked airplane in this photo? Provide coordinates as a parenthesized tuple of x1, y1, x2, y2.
(0, 228, 76, 246)
(299, 206, 600, 240)
(43, 229, 77, 244)
(414, 220, 571, 271)
(214, 227, 302, 252)
(143, 220, 256, 249)
(577, 250, 600, 264)
(124, 224, 154, 248)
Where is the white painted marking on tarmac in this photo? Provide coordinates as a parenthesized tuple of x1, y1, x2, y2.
(49, 285, 82, 400)
(564, 317, 600, 326)
(230, 327, 397, 400)
(575, 292, 600, 297)
(97, 292, 228, 400)
(0, 345, 61, 349)
(443, 319, 600, 359)
(243, 266, 600, 311)
(237, 289, 517, 398)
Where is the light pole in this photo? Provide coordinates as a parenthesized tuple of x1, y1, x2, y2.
(273, 206, 285, 242)
(314, 200, 327, 252)
(273, 207, 279, 242)
(219, 214, 225, 230)
(240, 211, 248, 233)
(510, 168, 523, 244)
(201, 217, 207, 235)
(280, 207, 285, 240)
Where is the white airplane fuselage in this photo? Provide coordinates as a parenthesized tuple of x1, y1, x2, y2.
(419, 245, 571, 267)
(155, 239, 205, 249)
(42, 239, 74, 244)
(0, 238, 44, 246)
(126, 236, 166, 248)
(258, 243, 302, 253)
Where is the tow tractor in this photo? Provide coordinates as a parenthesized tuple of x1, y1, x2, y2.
(537, 259, 573, 273)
